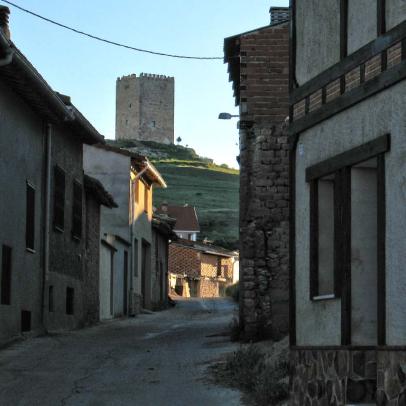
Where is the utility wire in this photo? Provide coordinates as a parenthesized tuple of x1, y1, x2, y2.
(1, 0, 223, 60)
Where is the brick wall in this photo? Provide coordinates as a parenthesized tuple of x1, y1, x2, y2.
(168, 243, 200, 277)
(199, 279, 219, 298)
(238, 22, 290, 341)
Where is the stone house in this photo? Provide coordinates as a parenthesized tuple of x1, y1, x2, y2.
(0, 7, 107, 343)
(223, 7, 290, 341)
(83, 144, 167, 316)
(168, 240, 236, 298)
(115, 73, 175, 144)
(290, 1, 406, 404)
(157, 203, 200, 241)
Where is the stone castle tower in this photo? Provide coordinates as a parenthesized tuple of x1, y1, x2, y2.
(115, 73, 175, 144)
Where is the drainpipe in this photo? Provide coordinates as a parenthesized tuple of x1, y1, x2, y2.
(41, 123, 52, 325)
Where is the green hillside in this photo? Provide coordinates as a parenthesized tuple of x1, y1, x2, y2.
(108, 140, 239, 249)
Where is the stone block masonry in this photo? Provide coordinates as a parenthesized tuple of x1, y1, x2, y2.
(230, 20, 290, 341)
(115, 73, 174, 144)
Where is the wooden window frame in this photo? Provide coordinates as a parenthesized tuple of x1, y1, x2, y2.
(309, 172, 347, 301)
(25, 181, 36, 252)
(53, 166, 66, 232)
(72, 180, 83, 240)
(307, 134, 389, 345)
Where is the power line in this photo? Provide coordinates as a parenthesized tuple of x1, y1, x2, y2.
(1, 0, 223, 60)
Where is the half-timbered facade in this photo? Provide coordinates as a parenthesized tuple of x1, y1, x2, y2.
(290, 1, 406, 404)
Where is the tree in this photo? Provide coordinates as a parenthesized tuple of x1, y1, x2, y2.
(176, 136, 182, 144)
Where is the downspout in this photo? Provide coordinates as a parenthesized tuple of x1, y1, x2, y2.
(41, 123, 52, 325)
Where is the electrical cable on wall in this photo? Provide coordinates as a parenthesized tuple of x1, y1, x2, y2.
(0, 0, 223, 60)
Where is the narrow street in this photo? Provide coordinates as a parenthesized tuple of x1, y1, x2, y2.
(0, 298, 242, 406)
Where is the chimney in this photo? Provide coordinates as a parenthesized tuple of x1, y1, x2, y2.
(269, 7, 290, 25)
(0, 6, 10, 40)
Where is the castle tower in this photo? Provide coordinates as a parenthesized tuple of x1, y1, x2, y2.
(115, 73, 175, 144)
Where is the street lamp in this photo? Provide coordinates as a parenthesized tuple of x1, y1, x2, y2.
(218, 112, 239, 120)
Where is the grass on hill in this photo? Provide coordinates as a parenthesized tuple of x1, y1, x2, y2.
(107, 139, 239, 249)
(154, 163, 239, 250)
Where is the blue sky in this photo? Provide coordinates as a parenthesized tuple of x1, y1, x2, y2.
(3, 0, 288, 168)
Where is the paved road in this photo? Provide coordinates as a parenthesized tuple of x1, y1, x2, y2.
(0, 298, 242, 406)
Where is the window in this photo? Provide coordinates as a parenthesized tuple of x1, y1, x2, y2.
(48, 286, 54, 312)
(309, 172, 344, 299)
(1, 245, 12, 305)
(53, 166, 65, 231)
(72, 181, 83, 239)
(151, 121, 156, 128)
(26, 182, 35, 251)
(307, 135, 389, 306)
(66, 287, 74, 315)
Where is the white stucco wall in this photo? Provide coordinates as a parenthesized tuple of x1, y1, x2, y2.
(295, 79, 406, 345)
(83, 146, 130, 242)
(386, 0, 406, 30)
(295, 0, 340, 85)
(347, 0, 377, 54)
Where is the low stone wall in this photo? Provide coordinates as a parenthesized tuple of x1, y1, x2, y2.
(377, 351, 406, 404)
(290, 349, 376, 405)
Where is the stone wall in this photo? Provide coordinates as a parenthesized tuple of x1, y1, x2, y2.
(236, 22, 290, 341)
(239, 123, 290, 341)
(290, 349, 377, 405)
(377, 351, 406, 405)
(115, 73, 174, 144)
(199, 279, 219, 298)
(83, 195, 101, 325)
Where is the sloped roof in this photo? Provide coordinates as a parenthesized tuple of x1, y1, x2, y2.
(0, 28, 104, 144)
(92, 143, 167, 187)
(84, 175, 118, 208)
(171, 239, 237, 258)
(157, 205, 200, 232)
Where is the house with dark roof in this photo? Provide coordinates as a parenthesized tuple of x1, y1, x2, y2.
(157, 203, 200, 241)
(0, 6, 111, 343)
